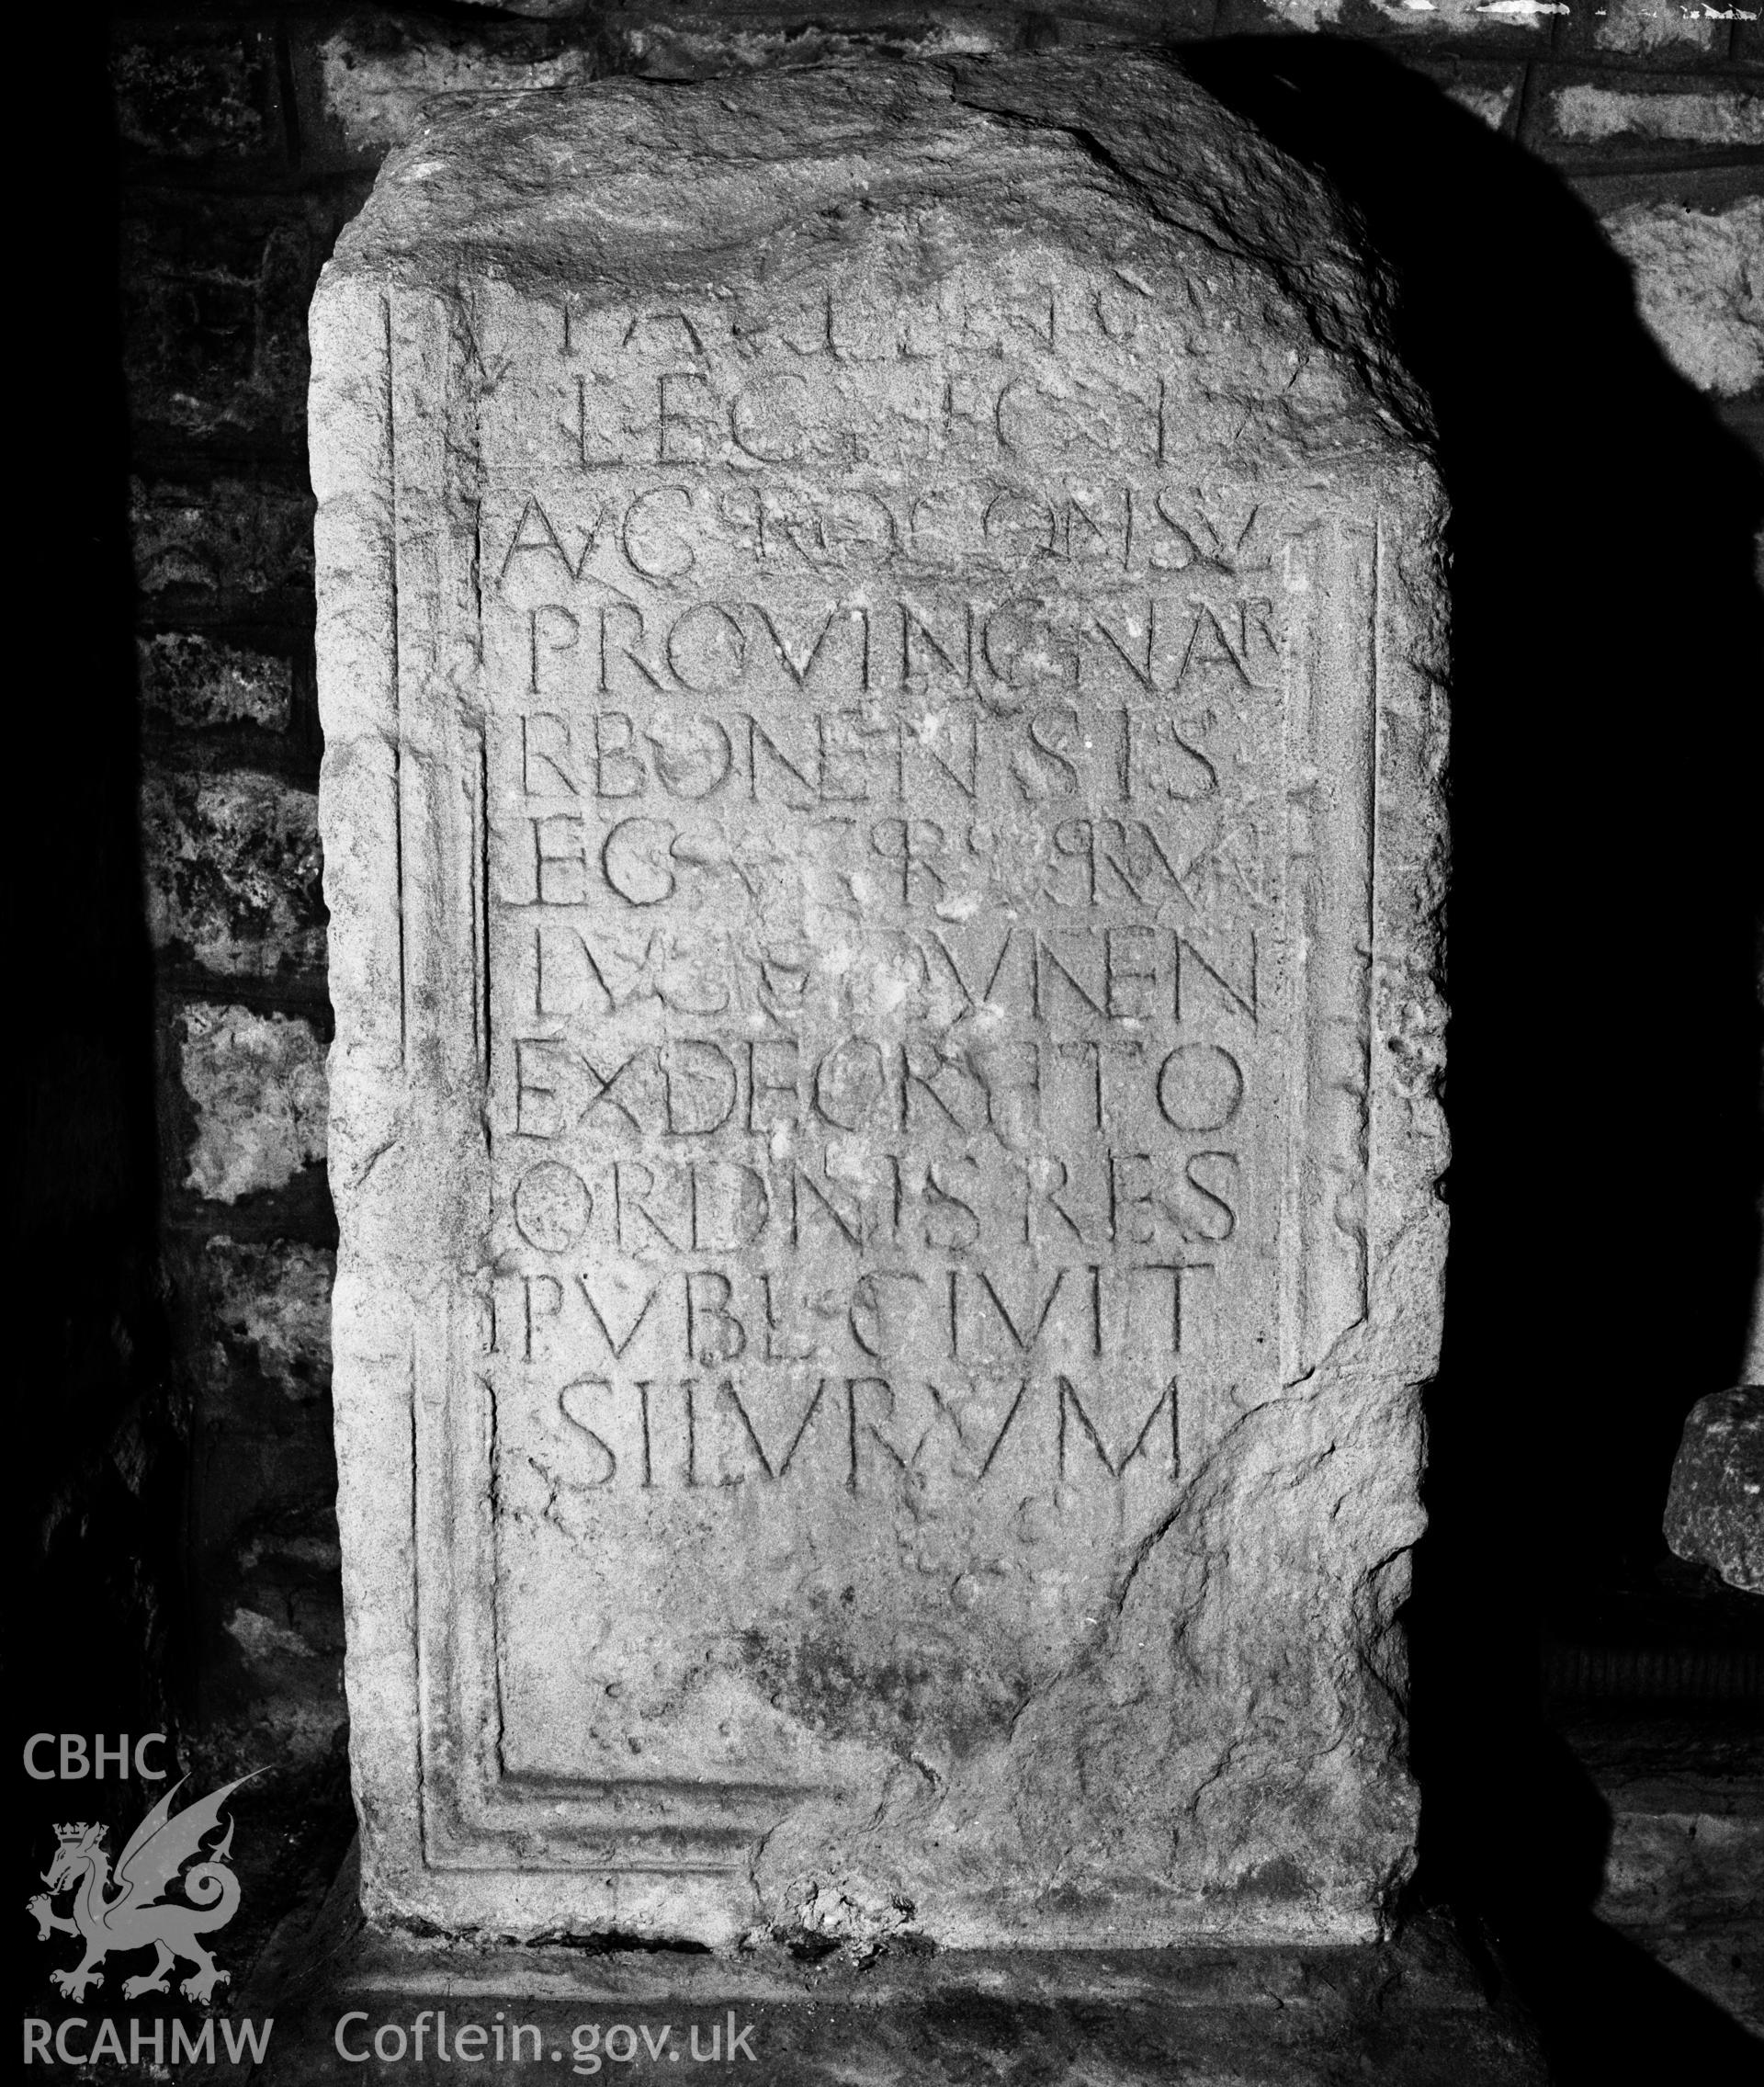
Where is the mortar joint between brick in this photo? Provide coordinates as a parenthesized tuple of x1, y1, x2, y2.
(142, 729, 322, 789)
(159, 965, 334, 1024)
(162, 1196, 338, 1250)
(274, 15, 304, 174)
(1513, 55, 1546, 153)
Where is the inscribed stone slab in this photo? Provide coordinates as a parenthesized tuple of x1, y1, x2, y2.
(311, 54, 1450, 1948)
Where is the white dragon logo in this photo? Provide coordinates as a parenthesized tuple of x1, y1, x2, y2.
(27, 1775, 254, 2004)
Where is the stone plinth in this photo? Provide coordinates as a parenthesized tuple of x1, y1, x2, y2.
(311, 54, 1449, 1949)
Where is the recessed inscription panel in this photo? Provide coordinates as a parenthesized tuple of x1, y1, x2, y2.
(476, 263, 1290, 1788)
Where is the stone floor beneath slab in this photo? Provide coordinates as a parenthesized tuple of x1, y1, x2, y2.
(218, 1854, 1550, 2087)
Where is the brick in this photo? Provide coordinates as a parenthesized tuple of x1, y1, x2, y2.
(1604, 197, 1764, 394)
(1580, 0, 1727, 59)
(141, 770, 324, 977)
(214, 1601, 345, 1766)
(110, 22, 284, 164)
(1544, 75, 1764, 148)
(187, 1389, 339, 1538)
(455, 0, 594, 13)
(602, 1, 1221, 75)
(1376, 0, 1560, 33)
(602, 0, 1216, 73)
(236, 1565, 348, 1663)
(1213, 0, 1552, 39)
(1405, 55, 1529, 131)
(226, 1605, 315, 1660)
(608, 3, 1027, 79)
(131, 476, 315, 610)
(201, 1237, 335, 1402)
(289, 10, 599, 167)
(178, 1003, 328, 1203)
(182, 1229, 344, 1723)
(120, 197, 332, 447)
(208, 1522, 346, 1767)
(139, 632, 294, 732)
(1443, 76, 1522, 129)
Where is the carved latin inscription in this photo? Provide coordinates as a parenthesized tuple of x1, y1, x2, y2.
(467, 270, 1295, 1786)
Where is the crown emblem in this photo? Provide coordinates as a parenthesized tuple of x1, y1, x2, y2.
(53, 1822, 100, 1845)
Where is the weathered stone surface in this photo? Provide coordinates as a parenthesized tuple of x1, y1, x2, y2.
(181, 1004, 329, 1203)
(1604, 198, 1764, 398)
(311, 54, 1448, 1947)
(1665, 1389, 1764, 1594)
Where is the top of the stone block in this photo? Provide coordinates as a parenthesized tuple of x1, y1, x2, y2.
(318, 54, 1429, 463)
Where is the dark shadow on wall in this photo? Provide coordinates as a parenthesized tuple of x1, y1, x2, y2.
(6, 12, 186, 1924)
(7, 18, 356, 2023)
(1184, 34, 1764, 2081)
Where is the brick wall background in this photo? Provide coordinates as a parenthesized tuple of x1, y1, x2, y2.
(22, 0, 1759, 1983)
